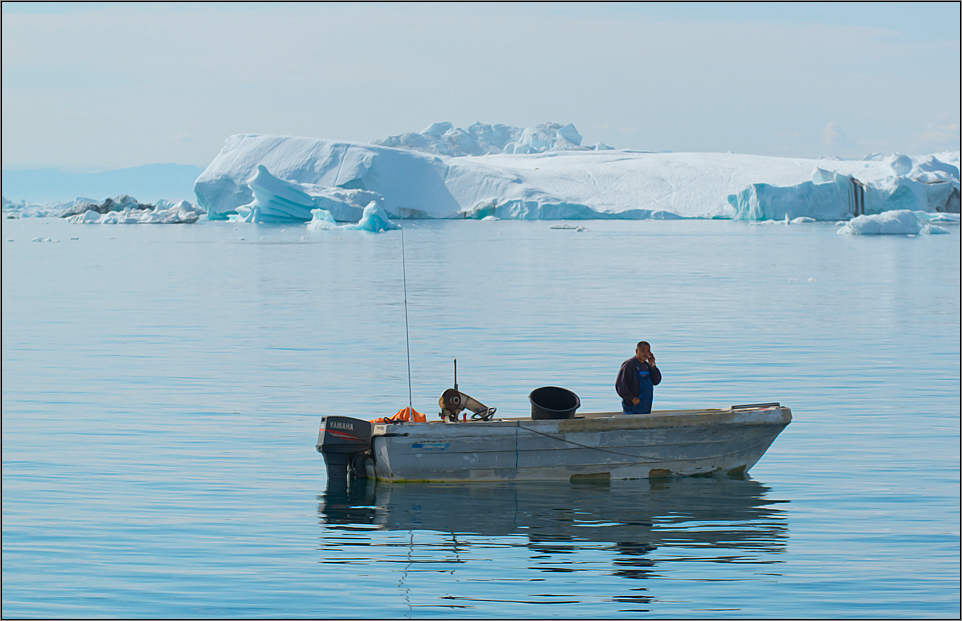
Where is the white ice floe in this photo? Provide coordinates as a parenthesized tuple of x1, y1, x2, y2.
(307, 202, 400, 233)
(305, 208, 339, 231)
(835, 210, 951, 235)
(194, 124, 960, 223)
(917, 212, 961, 223)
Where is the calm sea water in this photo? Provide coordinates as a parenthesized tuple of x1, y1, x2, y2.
(2, 216, 959, 618)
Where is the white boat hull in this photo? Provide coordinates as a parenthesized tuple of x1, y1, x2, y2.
(368, 406, 791, 482)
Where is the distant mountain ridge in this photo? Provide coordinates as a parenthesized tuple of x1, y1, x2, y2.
(1, 163, 203, 204)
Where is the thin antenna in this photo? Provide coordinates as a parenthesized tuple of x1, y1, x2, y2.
(400, 209, 413, 411)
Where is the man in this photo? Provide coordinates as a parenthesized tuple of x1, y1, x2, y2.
(615, 341, 662, 414)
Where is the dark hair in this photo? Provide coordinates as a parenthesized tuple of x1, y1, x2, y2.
(636, 341, 650, 349)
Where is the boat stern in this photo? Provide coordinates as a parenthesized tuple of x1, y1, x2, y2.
(317, 416, 381, 482)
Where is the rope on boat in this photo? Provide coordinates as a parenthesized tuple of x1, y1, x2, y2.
(516, 423, 665, 459)
(514, 423, 771, 462)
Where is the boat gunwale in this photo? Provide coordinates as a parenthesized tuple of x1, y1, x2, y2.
(369, 406, 792, 435)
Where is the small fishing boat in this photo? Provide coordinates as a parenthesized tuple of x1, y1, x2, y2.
(316, 384, 791, 483)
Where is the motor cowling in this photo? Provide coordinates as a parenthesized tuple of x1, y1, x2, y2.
(317, 416, 373, 481)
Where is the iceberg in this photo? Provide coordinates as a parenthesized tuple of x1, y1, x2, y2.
(232, 164, 385, 224)
(3, 194, 204, 223)
(728, 162, 958, 221)
(65, 199, 203, 224)
(342, 202, 400, 232)
(195, 134, 459, 221)
(305, 208, 339, 231)
(193, 124, 961, 223)
(834, 210, 953, 235)
(235, 164, 317, 222)
(307, 202, 399, 233)
(728, 168, 854, 221)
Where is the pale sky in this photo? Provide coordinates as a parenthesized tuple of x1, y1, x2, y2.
(2, 2, 959, 170)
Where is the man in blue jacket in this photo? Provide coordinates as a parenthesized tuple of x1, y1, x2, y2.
(615, 341, 662, 414)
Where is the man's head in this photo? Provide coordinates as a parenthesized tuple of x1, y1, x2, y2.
(635, 341, 651, 362)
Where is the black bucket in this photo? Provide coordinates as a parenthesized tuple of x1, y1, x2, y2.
(529, 386, 581, 420)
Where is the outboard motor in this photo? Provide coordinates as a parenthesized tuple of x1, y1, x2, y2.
(316, 416, 373, 482)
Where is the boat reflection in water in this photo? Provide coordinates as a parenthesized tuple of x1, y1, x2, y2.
(317, 475, 789, 599)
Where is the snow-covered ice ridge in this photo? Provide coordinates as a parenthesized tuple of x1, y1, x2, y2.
(193, 122, 960, 224)
(373, 121, 613, 156)
(65, 198, 204, 224)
